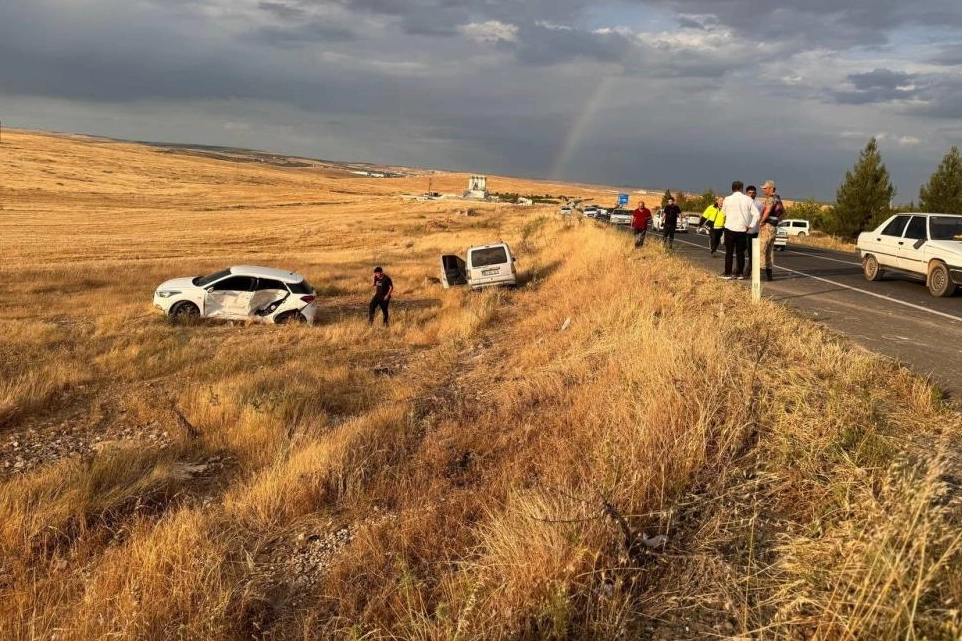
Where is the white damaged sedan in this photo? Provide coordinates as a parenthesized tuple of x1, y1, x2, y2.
(154, 265, 318, 324)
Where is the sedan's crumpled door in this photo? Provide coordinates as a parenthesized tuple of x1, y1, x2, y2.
(249, 278, 291, 317)
(440, 255, 467, 288)
(204, 276, 256, 318)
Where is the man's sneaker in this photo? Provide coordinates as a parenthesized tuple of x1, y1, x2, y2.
(736, 274, 747, 280)
(719, 273, 734, 280)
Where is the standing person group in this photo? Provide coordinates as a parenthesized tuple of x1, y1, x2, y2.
(719, 179, 782, 281)
(631, 200, 652, 248)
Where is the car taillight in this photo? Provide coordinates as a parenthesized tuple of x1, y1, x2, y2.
(300, 295, 316, 304)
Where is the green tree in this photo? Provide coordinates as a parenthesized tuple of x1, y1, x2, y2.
(785, 199, 827, 230)
(675, 190, 688, 208)
(661, 189, 673, 208)
(824, 138, 895, 239)
(919, 146, 962, 214)
(686, 188, 717, 213)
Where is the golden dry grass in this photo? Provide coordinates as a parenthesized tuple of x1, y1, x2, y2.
(1, 129, 961, 640)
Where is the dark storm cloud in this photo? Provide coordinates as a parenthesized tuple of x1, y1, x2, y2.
(831, 68, 962, 117)
(257, 1, 308, 20)
(247, 22, 357, 47)
(927, 45, 962, 66)
(832, 68, 925, 104)
(1, 0, 961, 202)
(513, 23, 630, 65)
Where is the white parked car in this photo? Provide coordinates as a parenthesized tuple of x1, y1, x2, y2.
(559, 206, 573, 216)
(608, 208, 633, 226)
(652, 209, 689, 232)
(779, 218, 810, 237)
(774, 223, 788, 250)
(154, 265, 318, 323)
(856, 213, 962, 297)
(582, 205, 599, 218)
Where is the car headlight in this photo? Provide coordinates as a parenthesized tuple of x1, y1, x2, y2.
(156, 290, 181, 298)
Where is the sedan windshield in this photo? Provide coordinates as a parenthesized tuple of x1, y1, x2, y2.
(929, 216, 962, 241)
(193, 268, 232, 287)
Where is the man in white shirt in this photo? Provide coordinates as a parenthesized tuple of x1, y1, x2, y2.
(720, 180, 760, 279)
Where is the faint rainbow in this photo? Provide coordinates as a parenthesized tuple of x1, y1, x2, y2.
(550, 75, 617, 181)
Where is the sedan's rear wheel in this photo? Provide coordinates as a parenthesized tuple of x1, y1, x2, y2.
(275, 311, 306, 325)
(863, 255, 883, 281)
(170, 301, 200, 321)
(928, 261, 957, 297)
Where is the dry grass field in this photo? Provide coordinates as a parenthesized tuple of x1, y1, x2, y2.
(2, 129, 962, 640)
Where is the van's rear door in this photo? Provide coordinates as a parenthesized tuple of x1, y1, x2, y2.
(440, 255, 467, 288)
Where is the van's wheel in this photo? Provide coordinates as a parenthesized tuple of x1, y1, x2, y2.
(863, 255, 883, 281)
(928, 261, 957, 297)
(170, 301, 200, 321)
(797, 231, 807, 238)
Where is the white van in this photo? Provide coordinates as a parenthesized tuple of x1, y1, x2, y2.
(778, 219, 810, 237)
(441, 242, 517, 290)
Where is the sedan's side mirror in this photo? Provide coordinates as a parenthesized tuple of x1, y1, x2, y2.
(205, 286, 215, 293)
(913, 239, 926, 250)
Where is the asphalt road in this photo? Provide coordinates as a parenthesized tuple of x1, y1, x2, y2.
(633, 225, 962, 399)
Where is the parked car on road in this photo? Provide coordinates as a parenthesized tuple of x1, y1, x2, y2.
(441, 242, 518, 291)
(774, 223, 788, 251)
(559, 206, 573, 216)
(779, 219, 810, 237)
(608, 208, 633, 226)
(652, 209, 689, 233)
(582, 205, 599, 218)
(856, 213, 962, 297)
(154, 265, 317, 323)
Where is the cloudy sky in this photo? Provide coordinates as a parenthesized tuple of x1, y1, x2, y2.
(2, 0, 961, 201)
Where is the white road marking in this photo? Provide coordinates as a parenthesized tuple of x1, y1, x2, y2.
(655, 232, 962, 324)
(783, 248, 860, 266)
(773, 265, 962, 324)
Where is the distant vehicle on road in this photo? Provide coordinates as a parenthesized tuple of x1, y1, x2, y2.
(857, 213, 962, 297)
(652, 208, 689, 233)
(774, 224, 788, 250)
(780, 219, 811, 237)
(559, 206, 573, 216)
(441, 242, 518, 291)
(582, 205, 600, 218)
(608, 208, 633, 226)
(154, 265, 317, 324)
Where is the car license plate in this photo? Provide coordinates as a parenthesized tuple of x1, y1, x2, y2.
(482, 268, 499, 276)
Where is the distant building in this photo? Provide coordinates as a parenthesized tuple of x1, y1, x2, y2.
(463, 175, 488, 200)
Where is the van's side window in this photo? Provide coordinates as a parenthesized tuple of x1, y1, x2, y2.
(470, 247, 508, 267)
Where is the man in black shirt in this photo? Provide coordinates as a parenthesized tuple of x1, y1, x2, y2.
(662, 197, 681, 249)
(369, 266, 394, 326)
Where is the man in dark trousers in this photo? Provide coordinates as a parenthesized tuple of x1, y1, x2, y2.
(662, 197, 681, 249)
(631, 200, 652, 247)
(368, 266, 393, 326)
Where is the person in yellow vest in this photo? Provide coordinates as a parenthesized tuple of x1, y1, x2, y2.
(698, 197, 725, 255)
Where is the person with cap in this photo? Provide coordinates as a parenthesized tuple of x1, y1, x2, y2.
(757, 180, 784, 281)
(368, 266, 394, 326)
